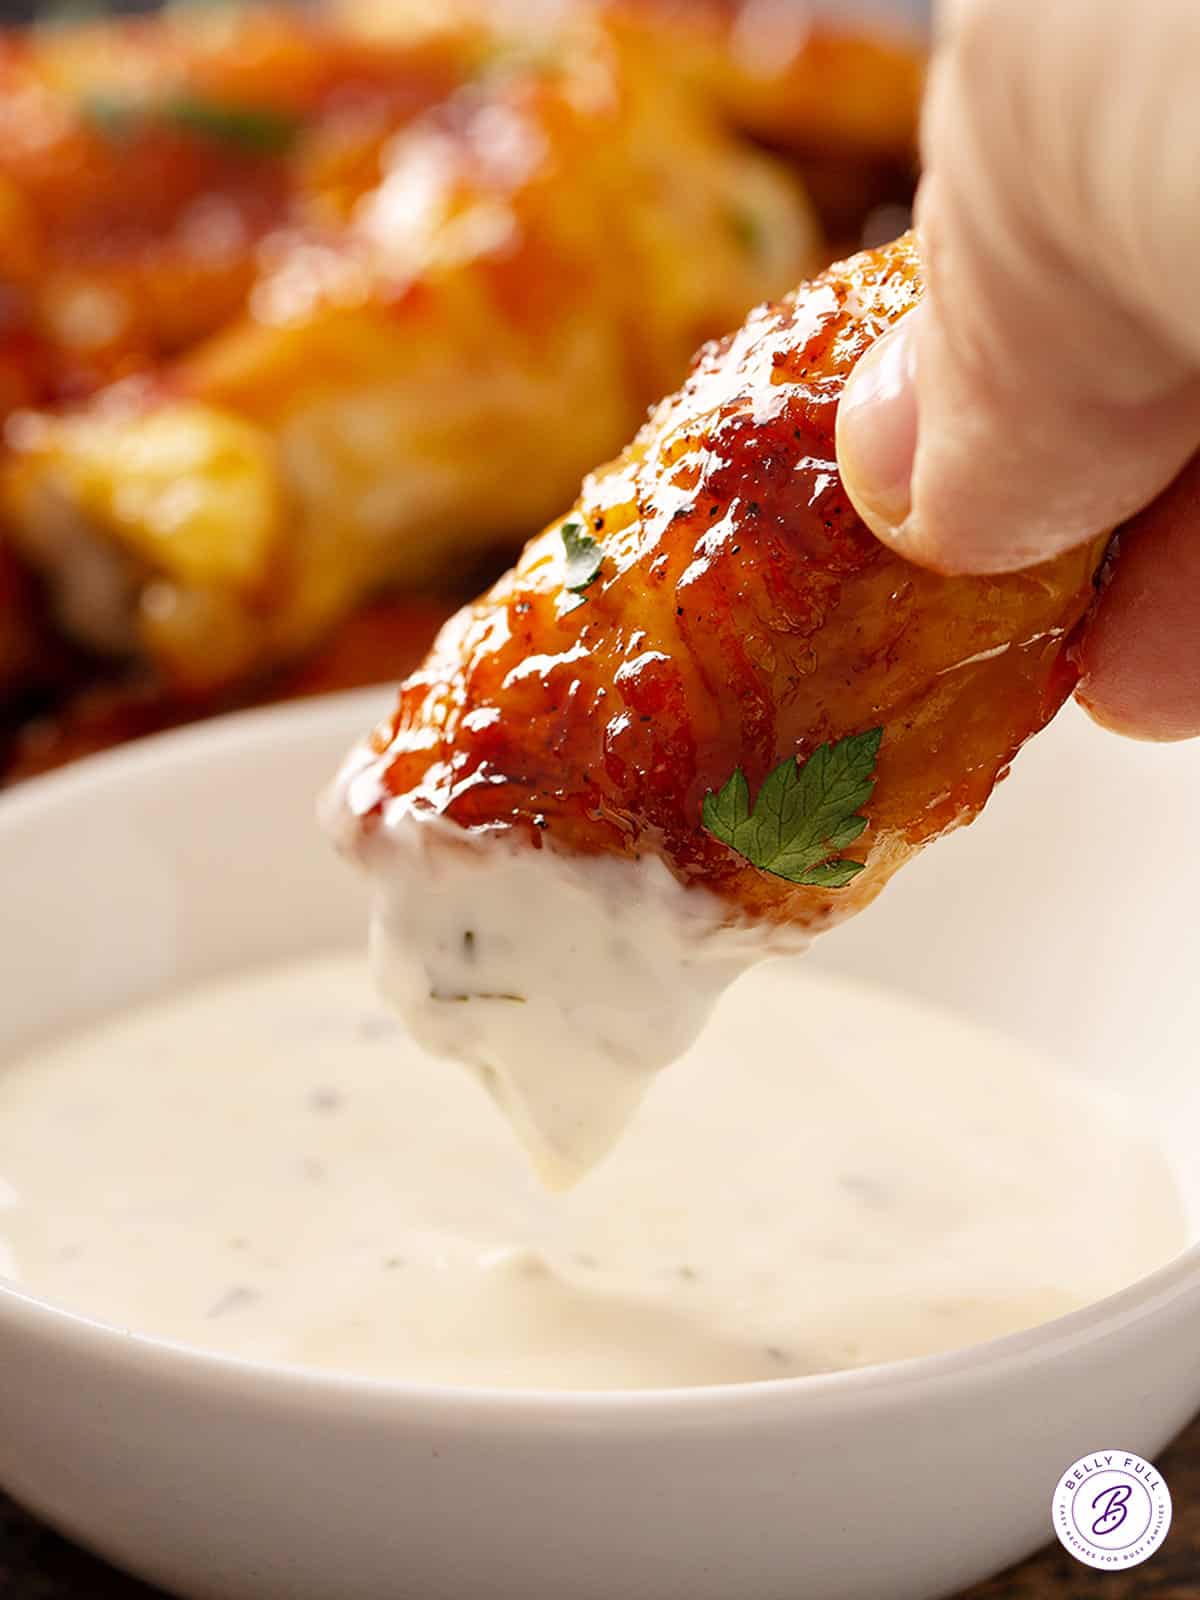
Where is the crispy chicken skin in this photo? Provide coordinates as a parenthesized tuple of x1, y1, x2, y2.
(0, 2, 816, 696)
(339, 235, 1105, 934)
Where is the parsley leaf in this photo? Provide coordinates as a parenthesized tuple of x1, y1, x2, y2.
(560, 516, 604, 594)
(163, 95, 299, 155)
(81, 92, 299, 156)
(701, 727, 883, 887)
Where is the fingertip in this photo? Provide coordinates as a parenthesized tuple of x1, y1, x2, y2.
(836, 314, 919, 547)
(838, 297, 1075, 576)
(837, 306, 1029, 577)
(1072, 688, 1186, 742)
(1076, 651, 1200, 743)
(1074, 457, 1200, 742)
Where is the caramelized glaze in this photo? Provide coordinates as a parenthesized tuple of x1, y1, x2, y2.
(349, 235, 1106, 931)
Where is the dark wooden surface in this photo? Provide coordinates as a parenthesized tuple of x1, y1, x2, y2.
(2, 1412, 1196, 1598)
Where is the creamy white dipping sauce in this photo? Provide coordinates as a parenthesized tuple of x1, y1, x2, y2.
(0, 952, 1185, 1388)
(363, 824, 808, 1187)
(324, 773, 807, 1185)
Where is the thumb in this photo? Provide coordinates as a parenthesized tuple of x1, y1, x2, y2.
(837, 0, 1200, 576)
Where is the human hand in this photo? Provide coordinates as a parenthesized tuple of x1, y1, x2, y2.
(836, 0, 1200, 739)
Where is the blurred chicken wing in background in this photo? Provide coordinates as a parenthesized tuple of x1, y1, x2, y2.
(0, 0, 924, 776)
(1, 0, 818, 696)
(618, 0, 922, 241)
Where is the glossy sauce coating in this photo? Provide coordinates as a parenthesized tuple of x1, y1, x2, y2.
(0, 6, 462, 399)
(351, 235, 1106, 930)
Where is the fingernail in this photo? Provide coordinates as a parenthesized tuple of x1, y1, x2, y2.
(836, 311, 921, 542)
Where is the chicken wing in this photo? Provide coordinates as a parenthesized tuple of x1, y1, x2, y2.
(0, 3, 470, 400)
(1, 2, 816, 696)
(326, 234, 1106, 1179)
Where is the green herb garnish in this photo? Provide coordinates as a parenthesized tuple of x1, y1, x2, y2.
(726, 204, 765, 257)
(81, 92, 299, 156)
(702, 727, 883, 887)
(560, 516, 604, 594)
(162, 95, 299, 155)
(80, 92, 141, 141)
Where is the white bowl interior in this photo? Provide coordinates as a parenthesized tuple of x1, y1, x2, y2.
(812, 703, 1200, 1234)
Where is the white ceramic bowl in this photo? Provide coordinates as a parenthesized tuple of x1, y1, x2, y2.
(0, 691, 1197, 1600)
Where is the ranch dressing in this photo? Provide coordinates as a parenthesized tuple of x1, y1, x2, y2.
(324, 776, 807, 1185)
(0, 952, 1185, 1388)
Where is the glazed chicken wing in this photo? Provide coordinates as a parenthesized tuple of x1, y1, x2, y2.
(0, 5, 435, 400)
(344, 0, 925, 160)
(0, 2, 815, 696)
(327, 234, 1105, 1180)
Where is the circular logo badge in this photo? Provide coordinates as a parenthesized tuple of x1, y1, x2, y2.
(1052, 1450, 1172, 1570)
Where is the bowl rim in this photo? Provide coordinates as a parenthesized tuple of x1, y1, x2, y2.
(1, 690, 1198, 1423)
